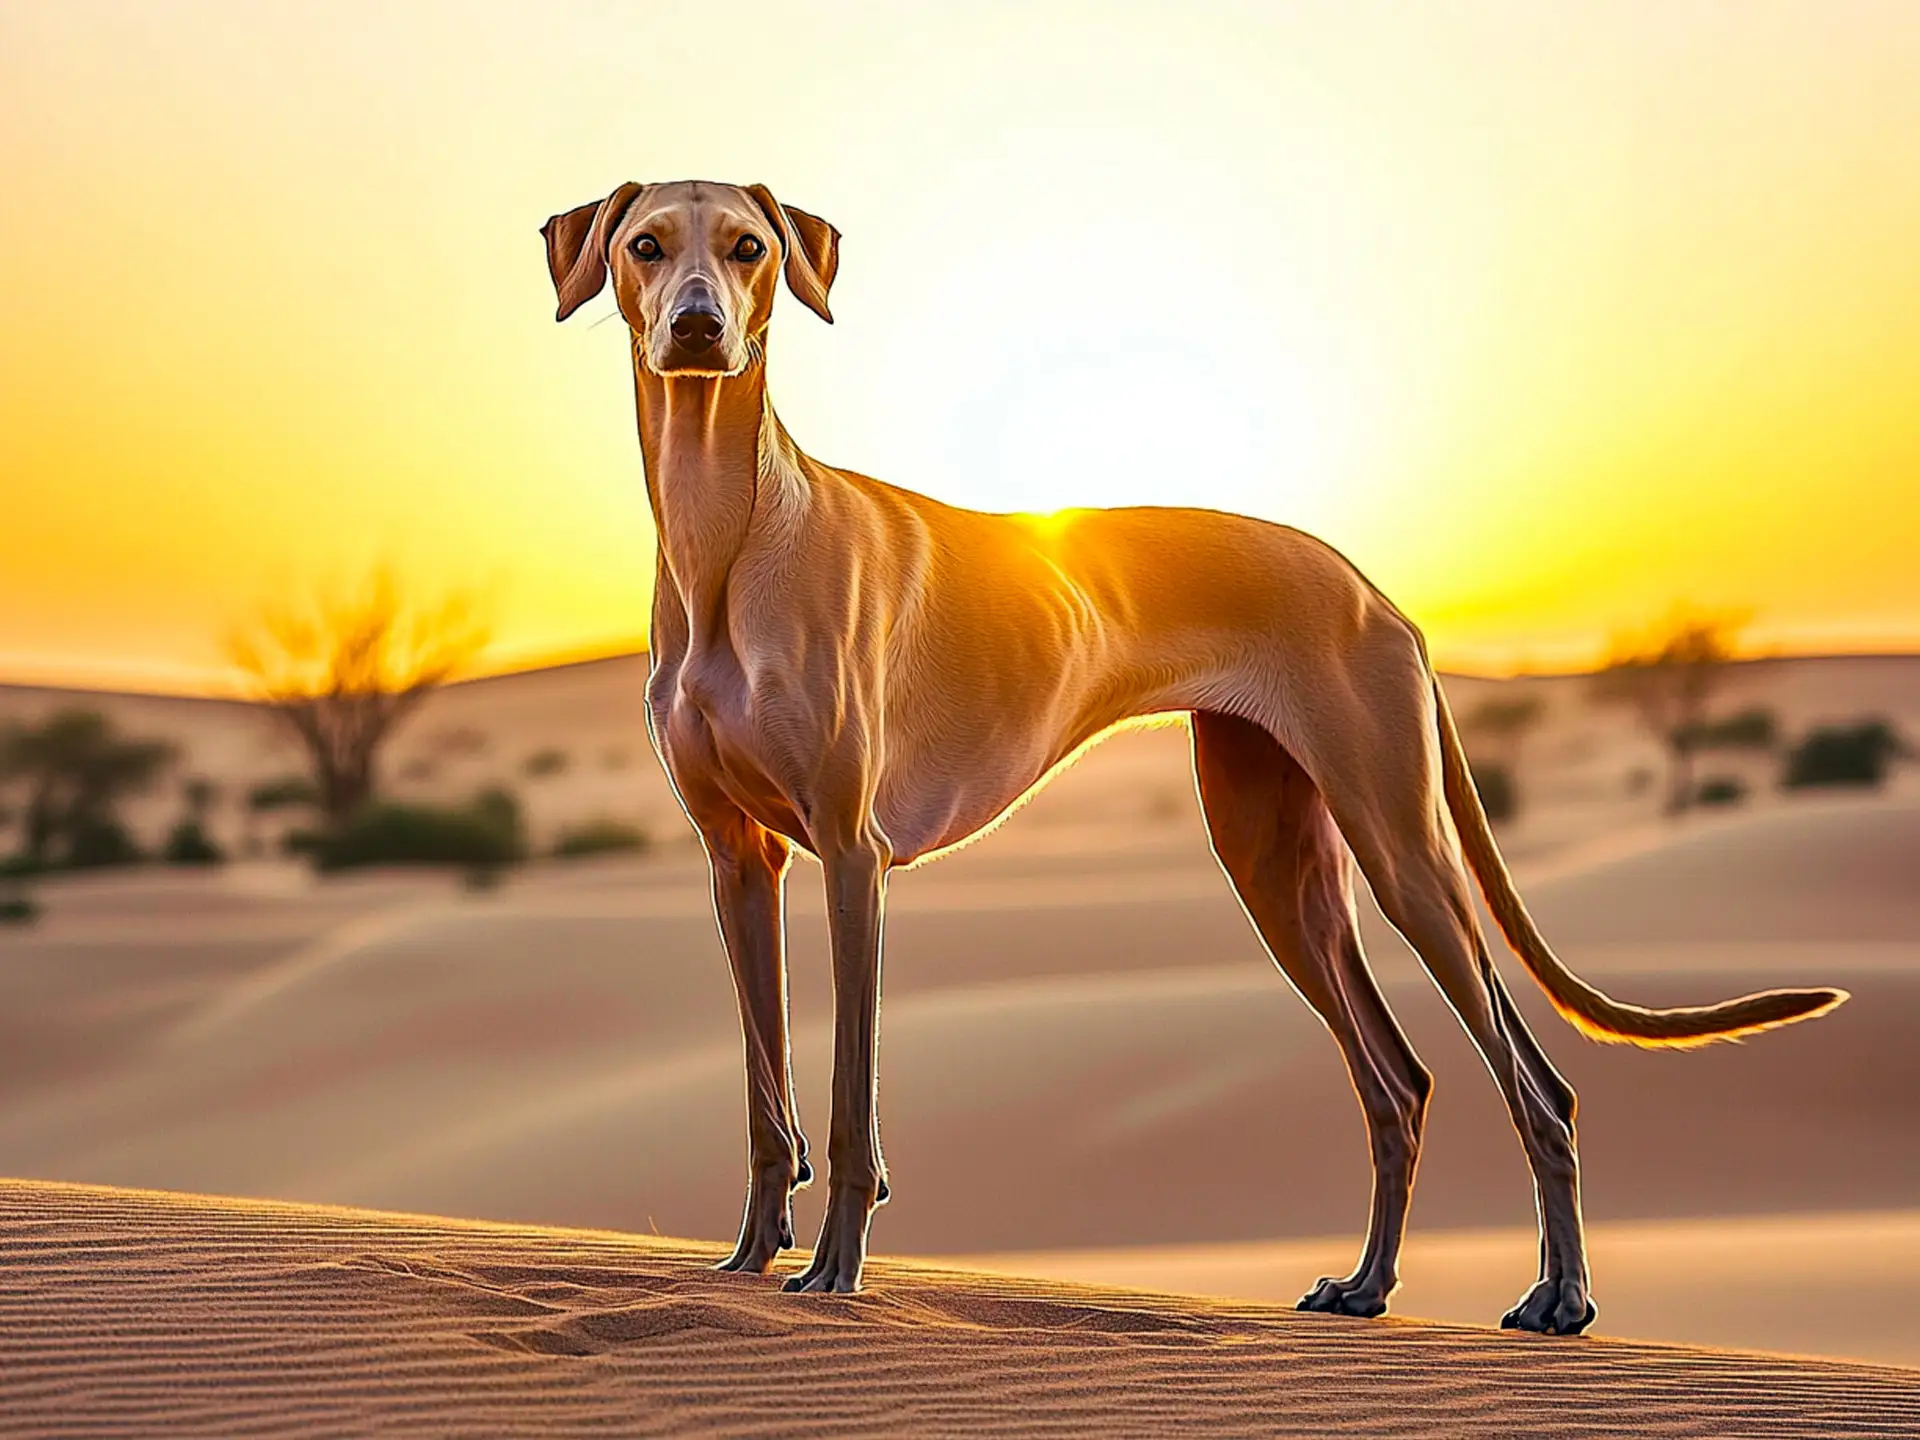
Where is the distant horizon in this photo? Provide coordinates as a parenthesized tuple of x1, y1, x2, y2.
(5, 638, 1919, 706)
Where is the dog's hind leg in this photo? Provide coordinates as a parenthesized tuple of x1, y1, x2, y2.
(1192, 710, 1433, 1318)
(1300, 634, 1596, 1335)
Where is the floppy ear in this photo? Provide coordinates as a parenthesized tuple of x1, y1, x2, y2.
(745, 184, 840, 323)
(540, 182, 645, 322)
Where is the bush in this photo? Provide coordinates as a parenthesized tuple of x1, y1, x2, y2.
(1676, 707, 1778, 753)
(522, 747, 570, 779)
(0, 853, 48, 880)
(1470, 762, 1518, 825)
(1694, 776, 1748, 808)
(0, 894, 37, 926)
(163, 819, 226, 866)
(248, 775, 320, 813)
(1781, 721, 1905, 791)
(552, 818, 652, 859)
(309, 790, 526, 873)
(471, 786, 524, 837)
(64, 817, 144, 869)
(281, 827, 324, 858)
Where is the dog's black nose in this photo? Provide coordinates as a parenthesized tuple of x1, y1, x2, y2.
(670, 306, 724, 353)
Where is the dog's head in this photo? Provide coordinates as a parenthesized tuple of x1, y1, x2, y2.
(541, 180, 839, 376)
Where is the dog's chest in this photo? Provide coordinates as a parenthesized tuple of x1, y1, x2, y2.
(654, 646, 822, 843)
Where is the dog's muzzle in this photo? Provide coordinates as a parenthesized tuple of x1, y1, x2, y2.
(669, 305, 724, 353)
(667, 286, 726, 357)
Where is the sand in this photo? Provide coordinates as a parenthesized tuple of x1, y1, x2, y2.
(2, 792, 1917, 1368)
(957, 1211, 1920, 1370)
(4, 1180, 1917, 1439)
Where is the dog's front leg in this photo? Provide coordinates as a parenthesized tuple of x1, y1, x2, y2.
(704, 814, 810, 1275)
(784, 826, 892, 1293)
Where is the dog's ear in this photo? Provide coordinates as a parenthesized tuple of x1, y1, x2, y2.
(540, 182, 645, 322)
(745, 184, 840, 324)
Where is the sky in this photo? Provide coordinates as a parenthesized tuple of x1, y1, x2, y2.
(3, 0, 1917, 692)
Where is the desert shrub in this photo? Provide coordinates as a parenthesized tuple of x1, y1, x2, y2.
(281, 827, 324, 858)
(0, 854, 47, 880)
(64, 816, 144, 869)
(248, 775, 320, 813)
(552, 818, 652, 859)
(471, 786, 524, 837)
(1676, 706, 1778, 753)
(1470, 762, 1518, 825)
(1781, 721, 1904, 790)
(522, 747, 570, 779)
(309, 790, 525, 873)
(163, 819, 226, 865)
(1694, 776, 1748, 808)
(0, 894, 37, 926)
(2, 709, 173, 869)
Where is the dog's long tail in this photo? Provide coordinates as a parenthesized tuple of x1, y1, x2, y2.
(1432, 677, 1848, 1047)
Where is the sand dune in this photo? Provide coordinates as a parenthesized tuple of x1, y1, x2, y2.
(1, 792, 1915, 1371)
(3, 1180, 1915, 1438)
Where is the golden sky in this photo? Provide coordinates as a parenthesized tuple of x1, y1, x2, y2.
(3, 1, 1917, 692)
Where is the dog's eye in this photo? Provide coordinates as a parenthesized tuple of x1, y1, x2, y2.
(731, 235, 765, 262)
(630, 234, 663, 262)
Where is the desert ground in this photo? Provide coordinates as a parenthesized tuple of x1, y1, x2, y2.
(2, 653, 1918, 1431)
(7, 1181, 1918, 1439)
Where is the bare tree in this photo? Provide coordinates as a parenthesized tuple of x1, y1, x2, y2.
(228, 569, 490, 826)
(1591, 607, 1746, 814)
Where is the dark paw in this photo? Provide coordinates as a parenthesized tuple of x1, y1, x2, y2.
(875, 1176, 890, 1205)
(1501, 1279, 1597, 1336)
(780, 1186, 874, 1294)
(714, 1171, 798, 1274)
(794, 1157, 813, 1188)
(781, 1265, 859, 1294)
(714, 1213, 791, 1274)
(1296, 1276, 1389, 1319)
(714, 1241, 779, 1275)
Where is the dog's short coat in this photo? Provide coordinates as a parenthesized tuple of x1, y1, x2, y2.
(541, 179, 1845, 1332)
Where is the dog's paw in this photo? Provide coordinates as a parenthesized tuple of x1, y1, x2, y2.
(1296, 1275, 1391, 1319)
(1500, 1277, 1597, 1336)
(714, 1170, 799, 1275)
(781, 1185, 875, 1294)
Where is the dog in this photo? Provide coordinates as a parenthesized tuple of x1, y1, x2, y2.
(540, 179, 1845, 1332)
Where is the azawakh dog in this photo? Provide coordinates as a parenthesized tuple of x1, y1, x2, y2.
(540, 179, 1845, 1333)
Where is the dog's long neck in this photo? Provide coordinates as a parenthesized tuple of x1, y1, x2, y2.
(632, 341, 807, 643)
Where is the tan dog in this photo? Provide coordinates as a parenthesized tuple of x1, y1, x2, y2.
(541, 180, 1846, 1332)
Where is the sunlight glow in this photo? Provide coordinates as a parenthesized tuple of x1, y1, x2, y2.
(3, 2, 1916, 690)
